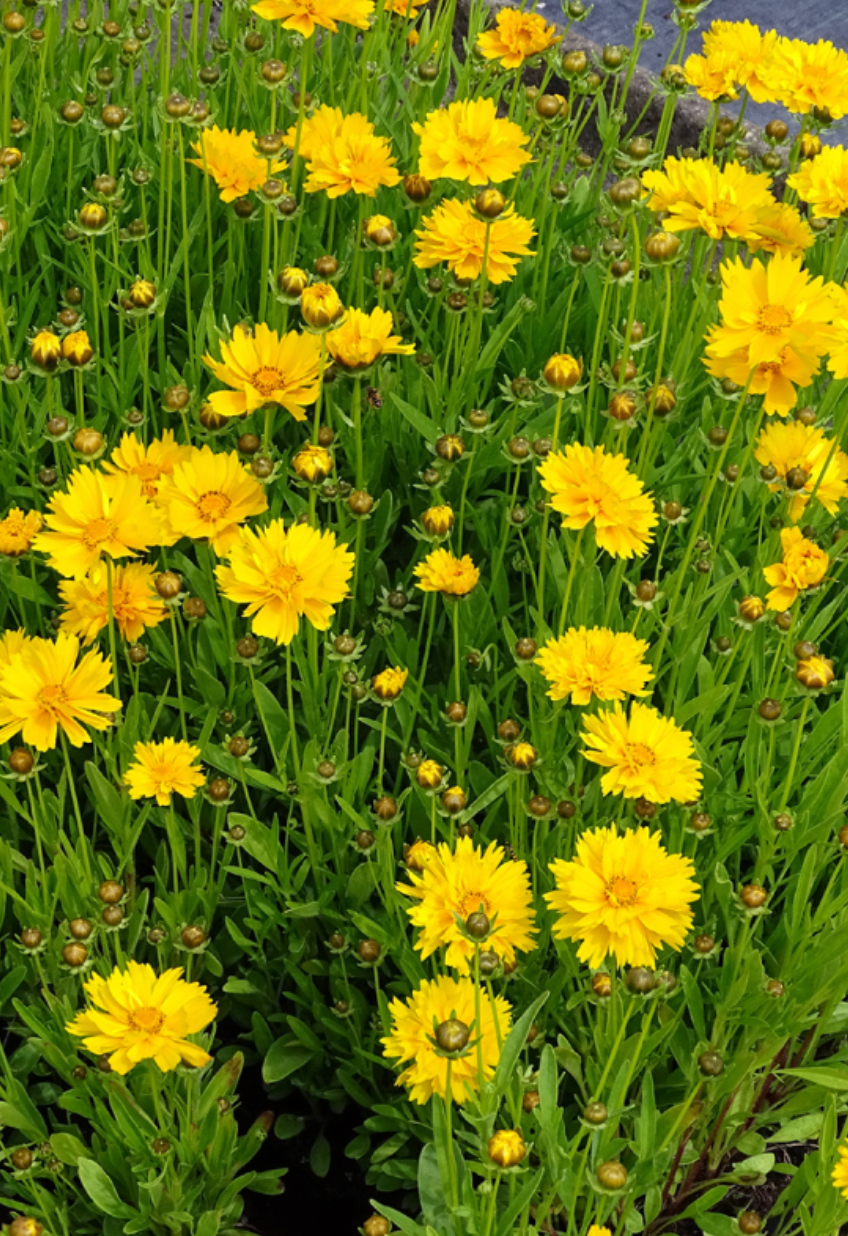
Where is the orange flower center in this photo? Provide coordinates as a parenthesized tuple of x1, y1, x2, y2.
(134, 462, 163, 482)
(83, 516, 116, 548)
(38, 683, 68, 712)
(756, 304, 793, 334)
(270, 562, 303, 596)
(196, 491, 232, 522)
(251, 366, 285, 398)
(623, 741, 657, 768)
(605, 876, 639, 907)
(459, 891, 491, 918)
(129, 1005, 165, 1034)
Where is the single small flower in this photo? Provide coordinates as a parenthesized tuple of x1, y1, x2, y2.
(414, 198, 535, 284)
(754, 420, 848, 520)
(763, 526, 829, 609)
(538, 443, 658, 559)
(477, 7, 560, 68)
(537, 627, 653, 705)
(488, 1128, 526, 1168)
(642, 157, 774, 242)
(327, 307, 415, 370)
(787, 146, 848, 219)
(188, 126, 285, 203)
(372, 665, 408, 701)
(290, 106, 400, 198)
(103, 431, 193, 501)
(58, 562, 167, 644)
(156, 446, 268, 554)
(546, 824, 699, 968)
(769, 37, 848, 119)
(0, 508, 43, 557)
(413, 98, 531, 184)
(682, 51, 739, 102)
(581, 702, 702, 804)
(746, 202, 815, 258)
(216, 519, 354, 644)
(414, 547, 479, 596)
(701, 20, 780, 103)
(203, 323, 323, 422)
(381, 974, 511, 1104)
(65, 960, 217, 1074)
(124, 738, 206, 806)
(251, 0, 373, 37)
(421, 505, 455, 537)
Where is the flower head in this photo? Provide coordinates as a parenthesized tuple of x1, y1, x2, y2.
(251, 0, 373, 36)
(381, 974, 511, 1104)
(414, 198, 535, 284)
(300, 282, 344, 330)
(0, 633, 121, 750)
(682, 51, 739, 102)
(787, 146, 848, 219)
(58, 562, 167, 644)
(537, 627, 653, 706)
(188, 126, 285, 203)
(538, 444, 657, 559)
(477, 8, 559, 68)
(103, 432, 193, 501)
(203, 323, 323, 422)
(763, 526, 829, 609)
(292, 106, 400, 198)
(833, 1140, 848, 1200)
(414, 547, 479, 596)
(545, 825, 699, 968)
(414, 98, 530, 185)
(327, 307, 414, 370)
(642, 158, 774, 242)
(216, 519, 354, 644)
(66, 961, 217, 1074)
(754, 421, 848, 520)
(157, 447, 268, 554)
(33, 468, 159, 579)
(580, 702, 702, 804)
(398, 835, 536, 972)
(488, 1129, 526, 1167)
(124, 738, 205, 806)
(770, 38, 848, 119)
(701, 20, 779, 103)
(61, 330, 93, 367)
(746, 202, 815, 259)
(0, 508, 43, 557)
(372, 665, 408, 701)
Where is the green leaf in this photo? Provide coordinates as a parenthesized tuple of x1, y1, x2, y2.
(781, 1067, 848, 1091)
(77, 1158, 137, 1219)
(50, 1133, 91, 1166)
(262, 1040, 313, 1085)
(310, 1133, 331, 1178)
(494, 992, 549, 1099)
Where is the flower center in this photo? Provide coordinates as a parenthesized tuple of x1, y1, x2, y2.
(83, 516, 116, 548)
(270, 562, 303, 596)
(458, 891, 491, 918)
(196, 491, 232, 522)
(605, 876, 639, 907)
(623, 741, 657, 769)
(38, 683, 67, 712)
(756, 304, 793, 334)
(251, 366, 285, 398)
(129, 1005, 165, 1034)
(134, 462, 162, 482)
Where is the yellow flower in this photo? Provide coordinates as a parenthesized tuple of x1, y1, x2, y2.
(826, 283, 848, 380)
(31, 330, 61, 372)
(102, 431, 193, 501)
(416, 760, 445, 791)
(292, 444, 333, 482)
(746, 202, 815, 259)
(300, 282, 344, 329)
(421, 505, 454, 537)
(641, 157, 774, 242)
(476, 8, 560, 68)
(763, 526, 829, 609)
(124, 738, 205, 806)
(537, 627, 653, 706)
(545, 825, 699, 969)
(701, 20, 780, 102)
(682, 52, 739, 102)
(800, 133, 823, 159)
(188, 127, 284, 203)
(588, 1228, 613, 1236)
(832, 1140, 848, 1200)
(327, 307, 414, 370)
(544, 353, 582, 391)
(397, 835, 536, 973)
(251, 0, 373, 37)
(65, 961, 217, 1075)
(0, 508, 43, 557)
(580, 702, 702, 804)
(216, 519, 354, 644)
(787, 146, 848, 219)
(0, 629, 30, 683)
(754, 421, 848, 520)
(58, 562, 167, 645)
(770, 37, 848, 119)
(61, 330, 94, 367)
(488, 1129, 526, 1167)
(413, 547, 479, 596)
(414, 198, 535, 285)
(0, 633, 121, 750)
(413, 98, 530, 185)
(381, 974, 511, 1104)
(405, 838, 438, 870)
(156, 446, 268, 554)
(797, 655, 834, 690)
(33, 467, 159, 579)
(293, 106, 400, 198)
(705, 344, 820, 418)
(538, 444, 658, 559)
(372, 666, 408, 701)
(203, 323, 323, 422)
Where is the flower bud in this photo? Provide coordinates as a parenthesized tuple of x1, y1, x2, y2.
(441, 786, 466, 814)
(544, 353, 582, 390)
(596, 1160, 628, 1189)
(796, 655, 833, 690)
(758, 699, 781, 721)
(740, 883, 767, 909)
(592, 972, 612, 997)
(181, 925, 207, 948)
(301, 282, 343, 328)
(69, 917, 93, 940)
(475, 188, 506, 219)
(584, 1101, 608, 1124)
(98, 879, 124, 904)
(79, 202, 108, 230)
(403, 173, 431, 203)
(277, 266, 309, 298)
(739, 595, 765, 623)
(365, 214, 396, 246)
(608, 390, 637, 422)
(9, 747, 34, 775)
(155, 570, 182, 600)
(128, 277, 156, 309)
(699, 1050, 724, 1076)
(362, 1218, 391, 1236)
(505, 741, 537, 769)
(645, 232, 680, 262)
(358, 938, 381, 963)
(31, 330, 62, 372)
(487, 1129, 526, 1168)
(62, 942, 88, 967)
(435, 433, 465, 461)
(421, 504, 454, 536)
(293, 444, 333, 483)
(9, 1220, 42, 1236)
(62, 330, 94, 367)
(435, 1018, 469, 1053)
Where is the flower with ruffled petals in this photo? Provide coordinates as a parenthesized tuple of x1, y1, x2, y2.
(0, 508, 43, 557)
(537, 627, 653, 705)
(787, 146, 848, 219)
(58, 562, 167, 644)
(642, 157, 774, 242)
(414, 548, 479, 596)
(763, 526, 829, 609)
(124, 738, 205, 806)
(188, 127, 285, 203)
(769, 37, 848, 119)
(327, 307, 414, 370)
(33, 468, 159, 579)
(414, 98, 530, 185)
(290, 106, 399, 198)
(477, 8, 560, 69)
(156, 447, 268, 554)
(103, 432, 192, 501)
(539, 444, 657, 559)
(581, 703, 702, 803)
(251, 0, 373, 36)
(414, 198, 535, 284)
(755, 421, 848, 520)
(701, 20, 780, 103)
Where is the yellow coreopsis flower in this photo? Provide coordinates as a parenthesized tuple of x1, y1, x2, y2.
(536, 627, 653, 706)
(538, 444, 658, 559)
(413, 98, 530, 185)
(124, 738, 205, 806)
(0, 634, 121, 750)
(682, 51, 739, 102)
(755, 421, 848, 520)
(701, 20, 780, 103)
(187, 127, 285, 203)
(397, 835, 536, 973)
(746, 202, 815, 259)
(476, 7, 560, 68)
(251, 0, 373, 37)
(581, 702, 702, 804)
(546, 825, 699, 968)
(826, 284, 848, 380)
(156, 446, 268, 554)
(641, 157, 774, 242)
(0, 629, 31, 683)
(763, 526, 829, 609)
(372, 666, 408, 702)
(65, 961, 217, 1074)
(414, 199, 535, 285)
(381, 974, 511, 1104)
(292, 106, 400, 198)
(33, 468, 159, 579)
(203, 323, 323, 422)
(769, 37, 848, 119)
(327, 307, 415, 370)
(216, 519, 354, 644)
(58, 562, 167, 645)
(102, 431, 193, 501)
(413, 547, 479, 596)
(832, 1141, 848, 1199)
(0, 508, 43, 557)
(787, 146, 848, 219)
